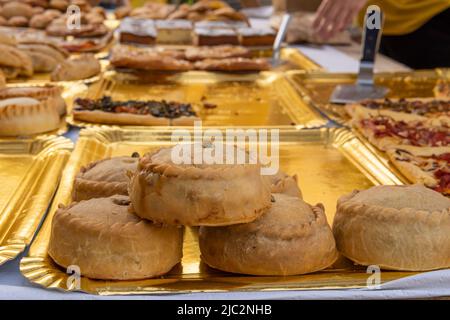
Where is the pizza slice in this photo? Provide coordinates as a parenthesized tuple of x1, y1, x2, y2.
(387, 145, 450, 196)
(350, 106, 449, 150)
(346, 97, 450, 121)
(73, 96, 199, 126)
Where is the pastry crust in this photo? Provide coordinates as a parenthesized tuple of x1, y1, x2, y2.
(333, 185, 450, 271)
(194, 58, 270, 72)
(110, 45, 192, 71)
(0, 85, 66, 116)
(72, 156, 139, 201)
(73, 109, 171, 126)
(51, 54, 101, 81)
(0, 97, 60, 136)
(265, 170, 302, 198)
(199, 193, 338, 275)
(129, 144, 272, 226)
(185, 45, 251, 61)
(48, 195, 184, 280)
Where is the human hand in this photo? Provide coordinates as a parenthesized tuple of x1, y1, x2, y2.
(313, 0, 367, 40)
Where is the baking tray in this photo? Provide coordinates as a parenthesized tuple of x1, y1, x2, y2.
(0, 136, 72, 266)
(67, 70, 327, 128)
(286, 69, 448, 125)
(20, 126, 417, 295)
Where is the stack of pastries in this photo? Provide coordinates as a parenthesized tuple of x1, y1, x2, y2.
(48, 143, 339, 280)
(48, 143, 450, 281)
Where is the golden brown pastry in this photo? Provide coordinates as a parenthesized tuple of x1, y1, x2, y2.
(18, 47, 59, 73)
(185, 45, 250, 61)
(7, 16, 29, 27)
(110, 45, 192, 71)
(0, 32, 16, 46)
(72, 155, 139, 201)
(0, 69, 5, 88)
(0, 97, 60, 136)
(51, 54, 101, 81)
(49, 195, 184, 280)
(129, 144, 272, 226)
(199, 193, 338, 275)
(29, 13, 54, 29)
(265, 170, 302, 198)
(0, 85, 66, 116)
(194, 58, 270, 72)
(2, 2, 34, 19)
(0, 44, 33, 77)
(333, 185, 450, 271)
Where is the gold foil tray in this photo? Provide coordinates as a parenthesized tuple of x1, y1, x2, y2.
(68, 70, 326, 128)
(286, 69, 447, 124)
(21, 127, 417, 295)
(0, 136, 72, 266)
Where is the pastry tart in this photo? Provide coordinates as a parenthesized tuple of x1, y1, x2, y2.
(72, 155, 139, 201)
(199, 193, 338, 275)
(48, 195, 184, 280)
(333, 185, 450, 271)
(129, 144, 272, 226)
(0, 97, 60, 136)
(0, 85, 66, 116)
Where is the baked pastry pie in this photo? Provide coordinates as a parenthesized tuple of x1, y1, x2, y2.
(110, 45, 192, 72)
(72, 155, 139, 201)
(48, 195, 184, 280)
(17, 41, 69, 73)
(185, 45, 250, 61)
(265, 170, 302, 198)
(129, 144, 272, 226)
(333, 185, 450, 271)
(386, 145, 449, 195)
(0, 96, 60, 136)
(73, 96, 199, 126)
(194, 57, 270, 72)
(0, 44, 33, 77)
(199, 193, 338, 275)
(0, 85, 66, 116)
(51, 54, 101, 81)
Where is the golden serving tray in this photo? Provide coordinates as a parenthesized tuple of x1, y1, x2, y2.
(286, 69, 448, 124)
(20, 126, 418, 295)
(67, 70, 327, 128)
(0, 136, 72, 266)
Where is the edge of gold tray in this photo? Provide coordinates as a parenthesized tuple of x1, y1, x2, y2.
(285, 69, 445, 125)
(0, 135, 73, 266)
(20, 126, 417, 295)
(67, 70, 327, 129)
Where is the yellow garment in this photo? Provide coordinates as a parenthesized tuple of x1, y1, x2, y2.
(359, 0, 450, 35)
